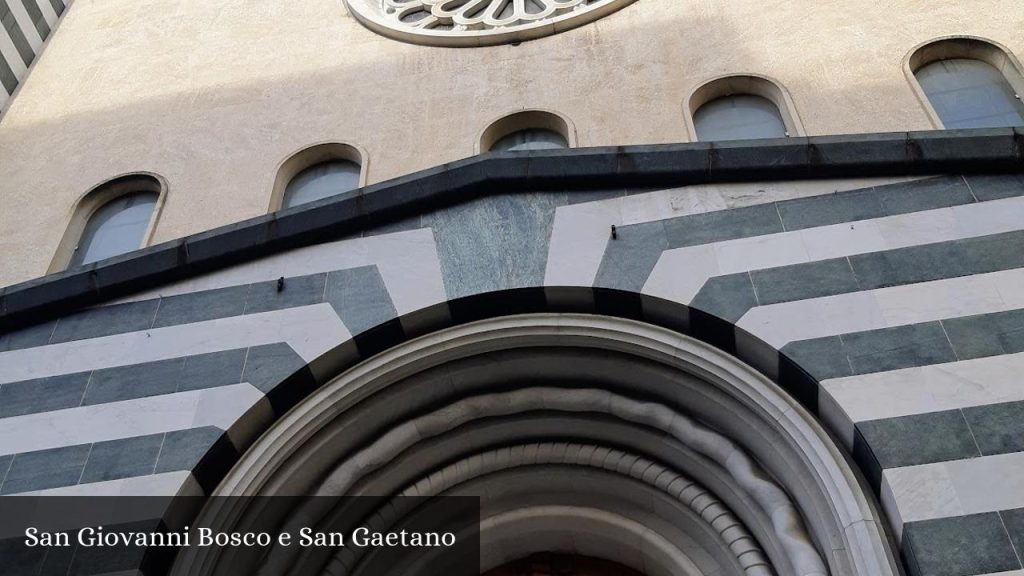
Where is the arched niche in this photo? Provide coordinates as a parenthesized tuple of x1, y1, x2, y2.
(49, 172, 166, 272)
(685, 75, 804, 142)
(478, 110, 577, 154)
(269, 142, 369, 211)
(904, 36, 1024, 129)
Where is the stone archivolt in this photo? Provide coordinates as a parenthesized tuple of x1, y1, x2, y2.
(174, 315, 898, 576)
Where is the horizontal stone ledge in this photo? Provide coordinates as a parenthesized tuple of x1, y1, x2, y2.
(2, 128, 1023, 331)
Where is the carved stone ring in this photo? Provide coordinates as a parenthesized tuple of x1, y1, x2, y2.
(343, 0, 639, 46)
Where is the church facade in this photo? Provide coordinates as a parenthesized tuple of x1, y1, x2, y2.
(1, 2, 1024, 575)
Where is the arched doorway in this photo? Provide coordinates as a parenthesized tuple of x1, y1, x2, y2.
(173, 314, 898, 576)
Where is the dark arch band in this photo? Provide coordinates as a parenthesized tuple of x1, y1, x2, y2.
(173, 301, 900, 576)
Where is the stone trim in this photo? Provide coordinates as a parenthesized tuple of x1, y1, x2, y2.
(683, 73, 806, 140)
(46, 172, 168, 274)
(903, 36, 1024, 130)
(313, 390, 823, 575)
(2, 129, 1022, 331)
(267, 141, 369, 212)
(345, 442, 774, 576)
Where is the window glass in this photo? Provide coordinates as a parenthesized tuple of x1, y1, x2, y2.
(491, 129, 568, 152)
(693, 95, 788, 141)
(282, 160, 361, 209)
(71, 192, 158, 267)
(915, 58, 1024, 128)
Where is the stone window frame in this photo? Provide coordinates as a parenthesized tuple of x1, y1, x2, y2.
(477, 109, 578, 154)
(268, 142, 369, 212)
(48, 172, 167, 273)
(904, 35, 1024, 130)
(683, 74, 805, 142)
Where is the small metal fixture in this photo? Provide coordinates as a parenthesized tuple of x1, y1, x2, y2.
(277, 277, 285, 292)
(611, 225, 618, 240)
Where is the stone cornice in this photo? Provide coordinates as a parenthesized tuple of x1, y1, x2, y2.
(2, 128, 1022, 329)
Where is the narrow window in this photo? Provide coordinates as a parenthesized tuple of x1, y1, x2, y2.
(272, 143, 366, 211)
(70, 192, 158, 266)
(480, 110, 574, 153)
(915, 58, 1024, 128)
(687, 76, 801, 142)
(693, 94, 788, 141)
(282, 160, 361, 209)
(490, 128, 568, 152)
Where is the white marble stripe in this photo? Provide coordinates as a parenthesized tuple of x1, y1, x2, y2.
(0, 472, 201, 539)
(737, 268, 1024, 348)
(823, 352, 1024, 426)
(0, 22, 27, 77)
(0, 303, 349, 384)
(545, 197, 619, 286)
(5, 0, 42, 48)
(644, 194, 1024, 304)
(820, 351, 1024, 450)
(544, 177, 918, 287)
(110, 228, 446, 317)
(15, 471, 201, 498)
(0, 85, 8, 106)
(0, 383, 265, 455)
(34, 0, 57, 26)
(881, 452, 1024, 538)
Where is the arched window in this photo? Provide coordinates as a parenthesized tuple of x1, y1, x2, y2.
(908, 38, 1024, 129)
(480, 110, 575, 153)
(272, 143, 366, 211)
(915, 60, 1024, 128)
(686, 75, 802, 142)
(51, 174, 164, 271)
(693, 94, 788, 141)
(490, 128, 568, 152)
(282, 160, 360, 209)
(70, 193, 158, 267)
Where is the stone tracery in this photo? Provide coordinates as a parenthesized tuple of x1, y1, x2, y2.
(385, 0, 594, 30)
(343, 0, 639, 46)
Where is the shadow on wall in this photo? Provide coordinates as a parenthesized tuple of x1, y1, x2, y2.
(0, 1, 1014, 287)
(0, 1, 954, 182)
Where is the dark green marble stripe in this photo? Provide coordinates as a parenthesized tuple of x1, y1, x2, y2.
(783, 307, 1024, 382)
(693, 229, 1024, 322)
(596, 175, 1024, 292)
(1, 266, 397, 351)
(0, 426, 225, 495)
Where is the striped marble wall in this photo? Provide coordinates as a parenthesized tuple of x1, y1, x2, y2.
(0, 0, 67, 110)
(2, 173, 1024, 575)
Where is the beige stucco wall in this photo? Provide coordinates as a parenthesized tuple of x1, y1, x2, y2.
(0, 0, 1022, 286)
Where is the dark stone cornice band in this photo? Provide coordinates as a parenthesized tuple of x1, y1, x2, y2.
(2, 127, 1022, 330)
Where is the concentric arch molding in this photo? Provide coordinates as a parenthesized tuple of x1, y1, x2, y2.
(174, 314, 900, 576)
(342, 0, 640, 47)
